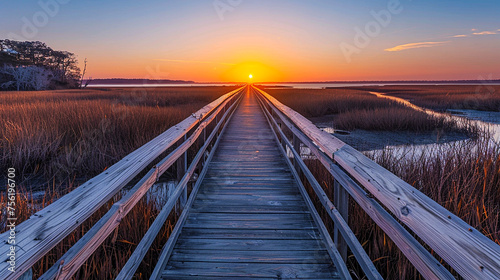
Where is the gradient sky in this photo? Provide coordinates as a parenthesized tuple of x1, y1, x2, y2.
(1, 0, 499, 82)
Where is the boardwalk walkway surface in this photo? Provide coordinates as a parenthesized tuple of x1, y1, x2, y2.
(159, 88, 341, 279)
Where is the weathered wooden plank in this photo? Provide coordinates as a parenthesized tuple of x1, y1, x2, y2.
(169, 249, 332, 263)
(209, 161, 287, 166)
(198, 189, 300, 196)
(174, 238, 327, 251)
(183, 219, 317, 230)
(210, 158, 284, 162)
(190, 204, 309, 214)
(194, 194, 304, 201)
(205, 174, 293, 180)
(163, 262, 339, 279)
(199, 186, 299, 193)
(217, 146, 279, 151)
(200, 179, 296, 185)
(178, 228, 322, 240)
(208, 166, 288, 171)
(188, 213, 313, 221)
(160, 276, 337, 280)
(192, 199, 306, 207)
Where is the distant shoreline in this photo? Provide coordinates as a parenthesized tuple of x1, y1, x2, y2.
(86, 78, 500, 86)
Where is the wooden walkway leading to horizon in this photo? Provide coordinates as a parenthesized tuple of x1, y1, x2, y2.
(1, 85, 500, 280)
(156, 89, 341, 279)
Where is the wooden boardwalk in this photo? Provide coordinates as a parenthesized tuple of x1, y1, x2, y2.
(159, 89, 341, 279)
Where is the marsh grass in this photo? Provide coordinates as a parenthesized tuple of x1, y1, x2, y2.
(347, 85, 500, 112)
(262, 87, 473, 134)
(0, 86, 239, 183)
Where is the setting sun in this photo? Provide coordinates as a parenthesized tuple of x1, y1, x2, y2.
(249, 74, 253, 79)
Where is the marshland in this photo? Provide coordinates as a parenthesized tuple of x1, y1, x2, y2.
(1, 84, 499, 279)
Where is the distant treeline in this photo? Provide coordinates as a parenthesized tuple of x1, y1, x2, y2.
(87, 78, 195, 85)
(0, 39, 81, 91)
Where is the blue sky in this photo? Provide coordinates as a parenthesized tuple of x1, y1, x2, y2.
(1, 0, 499, 81)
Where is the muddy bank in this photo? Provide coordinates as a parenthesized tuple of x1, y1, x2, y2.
(448, 109, 500, 125)
(332, 129, 468, 151)
(312, 115, 469, 151)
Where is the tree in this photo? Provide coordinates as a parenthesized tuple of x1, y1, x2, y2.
(0, 65, 30, 91)
(29, 66, 53, 90)
(0, 65, 53, 91)
(0, 39, 81, 90)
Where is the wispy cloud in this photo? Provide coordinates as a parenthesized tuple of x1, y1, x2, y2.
(154, 59, 236, 66)
(472, 31, 497, 35)
(452, 34, 468, 38)
(385, 41, 450, 52)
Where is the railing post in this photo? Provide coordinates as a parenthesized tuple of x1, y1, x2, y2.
(292, 134, 301, 171)
(176, 134, 188, 215)
(203, 126, 207, 144)
(334, 179, 348, 261)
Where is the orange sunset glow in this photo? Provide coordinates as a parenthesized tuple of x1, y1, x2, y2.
(3, 1, 498, 82)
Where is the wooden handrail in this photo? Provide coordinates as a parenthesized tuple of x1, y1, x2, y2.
(116, 90, 243, 280)
(148, 94, 242, 280)
(0, 86, 245, 280)
(253, 85, 500, 279)
(255, 91, 382, 280)
(254, 86, 453, 279)
(37, 87, 244, 280)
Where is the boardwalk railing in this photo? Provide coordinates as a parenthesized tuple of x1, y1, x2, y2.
(253, 85, 500, 279)
(0, 86, 245, 280)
